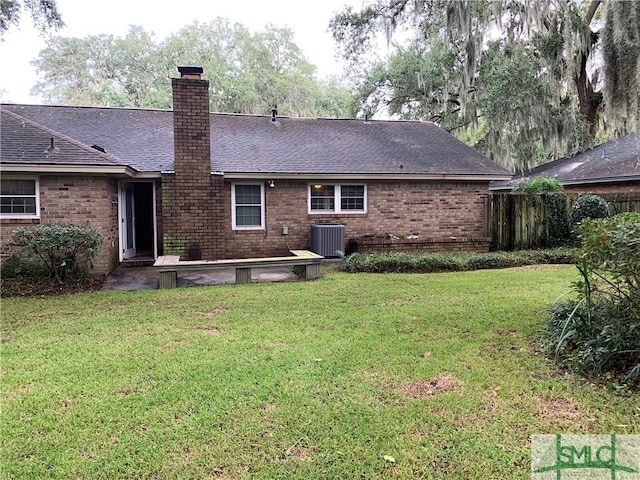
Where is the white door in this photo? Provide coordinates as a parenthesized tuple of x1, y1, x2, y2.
(121, 184, 136, 259)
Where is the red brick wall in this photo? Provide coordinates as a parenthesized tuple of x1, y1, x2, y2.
(564, 181, 639, 194)
(161, 174, 225, 259)
(1, 175, 119, 275)
(222, 180, 491, 258)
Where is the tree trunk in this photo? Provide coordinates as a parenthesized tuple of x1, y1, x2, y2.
(575, 0, 603, 138)
(574, 52, 601, 138)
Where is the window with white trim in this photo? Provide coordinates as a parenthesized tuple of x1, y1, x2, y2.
(232, 183, 265, 229)
(309, 183, 366, 213)
(1, 177, 40, 218)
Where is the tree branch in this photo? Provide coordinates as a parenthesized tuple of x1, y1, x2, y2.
(584, 0, 602, 26)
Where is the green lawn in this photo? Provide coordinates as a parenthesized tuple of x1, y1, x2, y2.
(1, 266, 637, 479)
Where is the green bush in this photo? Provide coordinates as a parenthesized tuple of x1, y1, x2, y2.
(512, 177, 564, 194)
(341, 248, 577, 273)
(570, 193, 609, 227)
(543, 193, 570, 247)
(543, 212, 640, 382)
(579, 212, 640, 310)
(546, 295, 640, 380)
(0, 252, 46, 278)
(4, 224, 103, 285)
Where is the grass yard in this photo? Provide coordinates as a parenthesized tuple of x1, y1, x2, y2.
(1, 265, 637, 479)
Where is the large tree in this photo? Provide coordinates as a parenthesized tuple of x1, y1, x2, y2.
(1, 0, 63, 37)
(331, 0, 640, 171)
(32, 20, 356, 118)
(602, 1, 640, 136)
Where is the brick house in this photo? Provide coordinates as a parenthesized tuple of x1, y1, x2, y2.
(1, 67, 511, 276)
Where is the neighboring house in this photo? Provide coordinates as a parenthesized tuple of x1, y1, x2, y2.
(490, 133, 640, 194)
(1, 67, 511, 276)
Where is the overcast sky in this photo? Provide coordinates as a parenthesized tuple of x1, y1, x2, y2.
(0, 0, 367, 104)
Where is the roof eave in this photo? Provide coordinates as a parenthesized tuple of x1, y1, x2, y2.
(489, 174, 640, 191)
(560, 175, 640, 186)
(0, 163, 141, 177)
(221, 172, 513, 182)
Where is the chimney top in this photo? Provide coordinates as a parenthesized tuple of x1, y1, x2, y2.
(177, 66, 204, 79)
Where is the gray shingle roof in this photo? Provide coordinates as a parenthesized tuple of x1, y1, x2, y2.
(210, 115, 509, 176)
(491, 133, 640, 190)
(2, 103, 511, 178)
(1, 108, 127, 168)
(2, 104, 173, 172)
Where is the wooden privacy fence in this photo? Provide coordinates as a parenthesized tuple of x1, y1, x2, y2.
(490, 192, 640, 250)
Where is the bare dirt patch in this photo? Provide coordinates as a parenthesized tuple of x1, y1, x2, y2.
(285, 446, 313, 462)
(401, 374, 457, 398)
(540, 397, 581, 420)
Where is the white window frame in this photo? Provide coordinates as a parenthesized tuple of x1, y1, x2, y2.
(0, 176, 40, 219)
(231, 182, 265, 230)
(308, 183, 367, 214)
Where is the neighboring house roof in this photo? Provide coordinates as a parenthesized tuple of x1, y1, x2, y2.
(490, 133, 640, 190)
(1, 103, 512, 180)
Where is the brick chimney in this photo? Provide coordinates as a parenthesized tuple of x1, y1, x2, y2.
(172, 66, 210, 178)
(161, 66, 225, 260)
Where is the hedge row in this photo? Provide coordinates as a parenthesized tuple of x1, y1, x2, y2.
(341, 248, 578, 274)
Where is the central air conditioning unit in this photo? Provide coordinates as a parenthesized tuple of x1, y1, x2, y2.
(310, 224, 345, 257)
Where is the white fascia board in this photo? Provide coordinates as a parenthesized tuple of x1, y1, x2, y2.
(0, 163, 146, 178)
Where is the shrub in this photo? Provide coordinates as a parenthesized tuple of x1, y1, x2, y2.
(543, 193, 570, 247)
(569, 193, 609, 227)
(341, 248, 577, 274)
(4, 224, 103, 284)
(543, 212, 640, 382)
(579, 212, 640, 310)
(512, 177, 564, 194)
(0, 252, 46, 278)
(546, 294, 640, 380)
